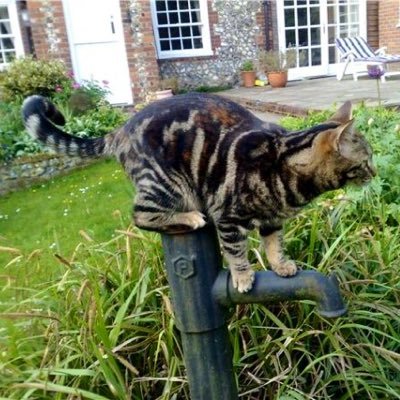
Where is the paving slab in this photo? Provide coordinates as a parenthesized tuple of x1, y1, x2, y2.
(219, 75, 400, 117)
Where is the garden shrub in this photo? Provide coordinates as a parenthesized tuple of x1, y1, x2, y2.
(0, 101, 42, 161)
(0, 57, 71, 102)
(0, 57, 128, 161)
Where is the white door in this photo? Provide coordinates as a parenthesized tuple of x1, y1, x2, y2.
(277, 0, 366, 80)
(63, 0, 133, 105)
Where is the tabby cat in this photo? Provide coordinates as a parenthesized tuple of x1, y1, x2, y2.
(22, 93, 375, 293)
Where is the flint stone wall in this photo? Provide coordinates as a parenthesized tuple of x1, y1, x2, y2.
(0, 154, 93, 196)
(159, 0, 266, 89)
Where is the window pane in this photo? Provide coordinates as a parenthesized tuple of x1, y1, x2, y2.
(3, 37, 14, 49)
(167, 1, 178, 10)
(157, 13, 168, 25)
(180, 11, 190, 23)
(310, 27, 320, 45)
(156, 1, 166, 11)
(285, 8, 295, 27)
(329, 46, 337, 63)
(299, 49, 309, 67)
(170, 27, 180, 37)
(298, 28, 308, 46)
(192, 25, 200, 36)
(160, 40, 170, 50)
(171, 39, 182, 50)
(0, 6, 9, 20)
(311, 48, 321, 65)
(328, 26, 336, 44)
(339, 5, 348, 23)
(181, 26, 191, 36)
(179, 0, 189, 10)
(297, 7, 308, 26)
(327, 6, 336, 24)
(190, 1, 200, 9)
(191, 11, 200, 23)
(169, 12, 179, 24)
(193, 38, 203, 48)
(183, 38, 192, 49)
(159, 27, 169, 38)
(0, 21, 11, 35)
(310, 7, 320, 25)
(286, 29, 296, 47)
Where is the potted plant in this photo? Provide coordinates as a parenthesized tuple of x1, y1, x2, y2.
(258, 49, 297, 88)
(155, 77, 179, 99)
(240, 60, 256, 88)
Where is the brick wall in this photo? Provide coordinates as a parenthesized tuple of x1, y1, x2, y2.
(367, 1, 379, 50)
(122, 0, 161, 101)
(26, 0, 72, 68)
(378, 0, 400, 54)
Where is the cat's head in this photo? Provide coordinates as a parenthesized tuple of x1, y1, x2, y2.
(288, 101, 376, 191)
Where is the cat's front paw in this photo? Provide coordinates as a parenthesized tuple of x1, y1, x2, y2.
(231, 269, 255, 293)
(271, 260, 297, 277)
(186, 211, 207, 230)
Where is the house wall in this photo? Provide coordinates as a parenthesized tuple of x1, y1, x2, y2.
(159, 0, 266, 89)
(26, 0, 72, 68)
(123, 0, 161, 101)
(367, 1, 379, 50)
(378, 0, 400, 54)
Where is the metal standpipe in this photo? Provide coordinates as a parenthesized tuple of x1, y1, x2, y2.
(161, 225, 347, 399)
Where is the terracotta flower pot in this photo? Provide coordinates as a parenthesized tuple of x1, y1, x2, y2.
(241, 71, 256, 88)
(155, 89, 173, 100)
(267, 71, 288, 88)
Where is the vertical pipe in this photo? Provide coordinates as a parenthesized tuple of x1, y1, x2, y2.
(161, 226, 238, 400)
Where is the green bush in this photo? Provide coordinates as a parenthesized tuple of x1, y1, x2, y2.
(0, 57, 71, 102)
(63, 105, 129, 138)
(0, 57, 127, 161)
(0, 101, 42, 161)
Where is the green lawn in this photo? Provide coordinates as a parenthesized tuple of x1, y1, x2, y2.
(0, 159, 133, 282)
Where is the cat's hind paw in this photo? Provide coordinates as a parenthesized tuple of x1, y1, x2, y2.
(271, 260, 297, 277)
(231, 269, 255, 293)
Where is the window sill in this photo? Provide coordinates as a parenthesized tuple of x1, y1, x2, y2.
(157, 50, 214, 60)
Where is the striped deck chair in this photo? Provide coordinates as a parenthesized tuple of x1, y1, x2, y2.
(335, 36, 400, 82)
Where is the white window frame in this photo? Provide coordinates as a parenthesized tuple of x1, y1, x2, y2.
(0, 0, 24, 70)
(150, 0, 213, 59)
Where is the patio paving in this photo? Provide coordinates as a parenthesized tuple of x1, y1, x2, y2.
(220, 75, 400, 117)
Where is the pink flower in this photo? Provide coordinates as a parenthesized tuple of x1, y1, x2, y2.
(67, 70, 74, 78)
(72, 82, 81, 89)
(102, 79, 109, 86)
(55, 85, 62, 92)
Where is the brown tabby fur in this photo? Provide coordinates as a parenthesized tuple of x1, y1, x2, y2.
(22, 93, 375, 292)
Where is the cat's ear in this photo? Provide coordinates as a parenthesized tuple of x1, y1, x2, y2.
(328, 101, 352, 124)
(334, 119, 357, 156)
(313, 119, 355, 155)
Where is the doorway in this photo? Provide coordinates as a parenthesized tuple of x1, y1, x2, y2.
(62, 0, 133, 105)
(277, 0, 367, 79)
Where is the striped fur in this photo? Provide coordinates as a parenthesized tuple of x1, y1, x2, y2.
(22, 93, 375, 292)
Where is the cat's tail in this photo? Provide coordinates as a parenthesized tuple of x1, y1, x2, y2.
(22, 95, 111, 158)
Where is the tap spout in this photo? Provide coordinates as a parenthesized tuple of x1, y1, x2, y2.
(213, 270, 347, 318)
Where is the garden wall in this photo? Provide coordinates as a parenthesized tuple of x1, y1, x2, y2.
(0, 154, 94, 196)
